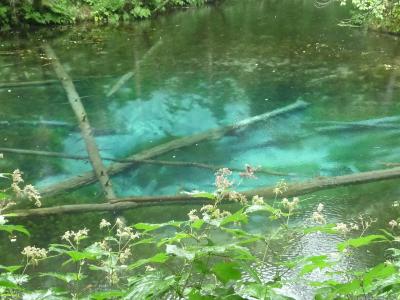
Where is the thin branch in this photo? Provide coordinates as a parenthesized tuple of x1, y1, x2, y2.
(106, 38, 163, 97)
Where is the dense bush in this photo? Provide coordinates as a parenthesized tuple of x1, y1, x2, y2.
(1, 166, 400, 299)
(0, 0, 215, 29)
(320, 0, 400, 34)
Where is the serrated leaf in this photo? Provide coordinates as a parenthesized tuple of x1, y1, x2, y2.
(0, 265, 22, 273)
(0, 224, 30, 236)
(337, 235, 387, 252)
(66, 250, 97, 262)
(128, 253, 169, 270)
(166, 244, 195, 260)
(212, 261, 242, 284)
(220, 209, 248, 226)
(88, 290, 126, 300)
(133, 221, 181, 232)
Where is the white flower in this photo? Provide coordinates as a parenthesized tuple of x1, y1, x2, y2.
(389, 220, 398, 229)
(0, 215, 7, 225)
(251, 195, 264, 205)
(188, 209, 199, 222)
(99, 219, 111, 229)
(334, 223, 350, 234)
(312, 211, 326, 224)
(21, 246, 47, 265)
(12, 169, 24, 184)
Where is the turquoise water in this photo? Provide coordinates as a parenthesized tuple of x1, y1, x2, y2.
(1, 0, 400, 297)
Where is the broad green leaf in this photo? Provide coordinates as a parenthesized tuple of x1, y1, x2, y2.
(212, 261, 242, 284)
(338, 235, 387, 251)
(125, 273, 175, 299)
(166, 244, 195, 260)
(128, 253, 169, 270)
(363, 263, 397, 291)
(133, 221, 181, 232)
(157, 232, 192, 247)
(190, 219, 205, 230)
(0, 224, 30, 236)
(88, 290, 126, 300)
(300, 256, 332, 275)
(303, 224, 337, 235)
(66, 250, 97, 262)
(192, 192, 216, 200)
(40, 272, 84, 283)
(188, 290, 214, 300)
(0, 280, 20, 289)
(0, 192, 8, 200)
(0, 265, 22, 273)
(220, 209, 248, 226)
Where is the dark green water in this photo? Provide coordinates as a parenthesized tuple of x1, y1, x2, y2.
(1, 0, 400, 297)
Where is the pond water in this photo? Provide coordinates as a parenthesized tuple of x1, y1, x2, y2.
(1, 0, 400, 298)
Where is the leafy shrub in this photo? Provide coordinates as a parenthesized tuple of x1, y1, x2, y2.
(1, 164, 400, 299)
(0, 0, 215, 28)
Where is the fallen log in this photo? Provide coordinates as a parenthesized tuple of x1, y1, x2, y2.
(8, 166, 400, 217)
(39, 99, 309, 197)
(44, 44, 116, 201)
(106, 38, 163, 97)
(0, 147, 291, 176)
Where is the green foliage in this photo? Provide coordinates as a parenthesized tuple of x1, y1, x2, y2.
(0, 0, 215, 28)
(335, 0, 400, 33)
(2, 169, 400, 299)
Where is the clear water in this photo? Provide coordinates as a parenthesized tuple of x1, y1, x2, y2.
(1, 0, 400, 297)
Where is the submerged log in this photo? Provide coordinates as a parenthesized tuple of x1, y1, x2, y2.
(39, 99, 309, 197)
(44, 44, 116, 201)
(312, 115, 400, 133)
(106, 38, 163, 97)
(0, 75, 114, 90)
(8, 166, 400, 217)
(0, 147, 291, 176)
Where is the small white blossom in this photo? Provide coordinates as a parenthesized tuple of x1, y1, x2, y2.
(99, 219, 111, 229)
(251, 195, 264, 205)
(21, 246, 48, 266)
(389, 220, 398, 229)
(334, 223, 350, 234)
(188, 209, 199, 222)
(0, 215, 7, 225)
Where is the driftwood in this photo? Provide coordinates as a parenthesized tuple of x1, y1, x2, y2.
(381, 162, 400, 167)
(0, 75, 114, 90)
(44, 44, 116, 201)
(312, 115, 400, 133)
(39, 99, 310, 197)
(0, 120, 75, 128)
(0, 147, 291, 176)
(8, 166, 400, 217)
(106, 38, 163, 97)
